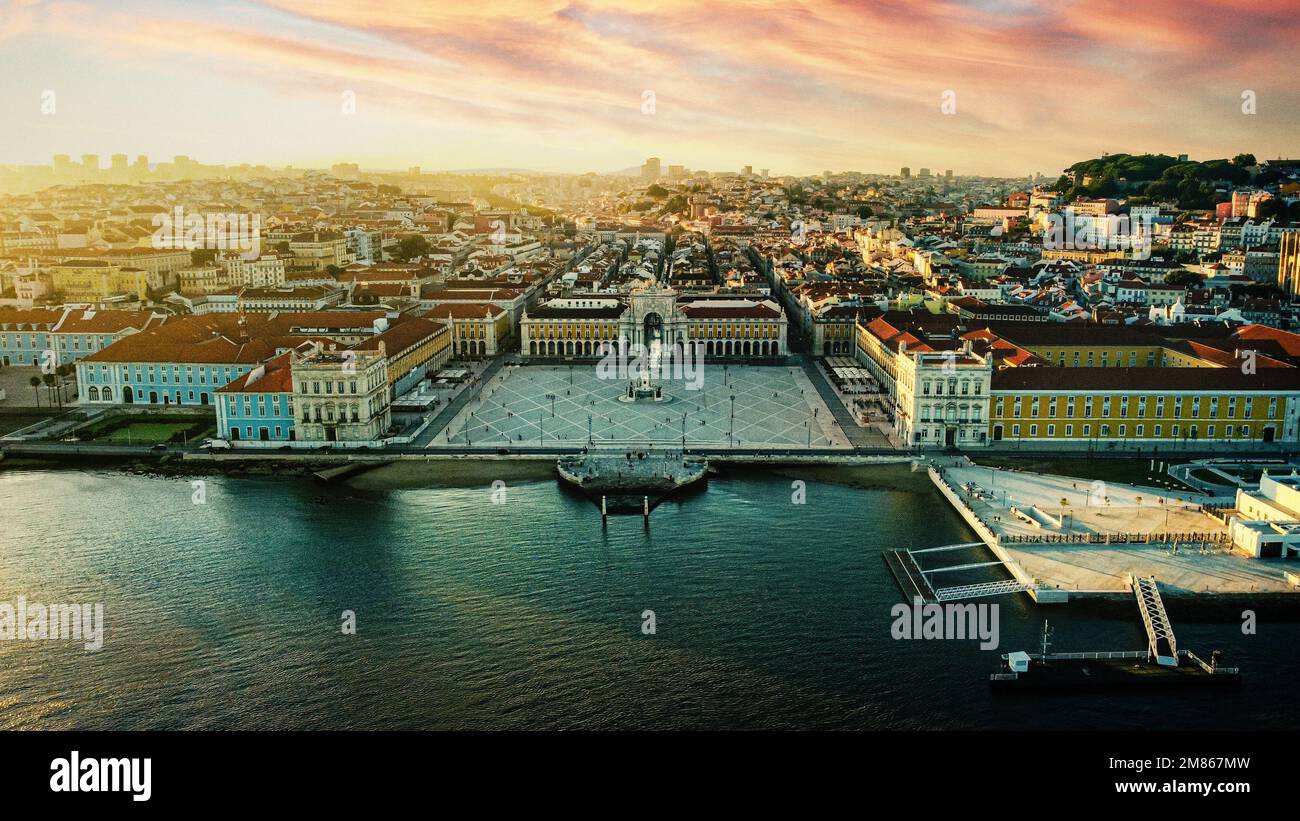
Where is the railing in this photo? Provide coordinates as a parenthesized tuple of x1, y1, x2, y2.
(1044, 651, 1147, 660)
(1182, 650, 1238, 675)
(1133, 575, 1178, 665)
(935, 578, 1032, 601)
(1001, 532, 1231, 545)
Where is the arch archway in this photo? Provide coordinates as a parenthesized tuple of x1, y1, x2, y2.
(643, 312, 664, 347)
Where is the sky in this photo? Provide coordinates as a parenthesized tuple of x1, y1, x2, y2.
(1, 0, 1298, 177)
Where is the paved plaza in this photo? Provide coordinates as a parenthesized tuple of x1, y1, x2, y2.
(435, 364, 850, 449)
(944, 465, 1296, 594)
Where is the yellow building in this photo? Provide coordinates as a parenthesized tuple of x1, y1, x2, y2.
(355, 316, 451, 397)
(1280, 230, 1300, 300)
(988, 368, 1300, 446)
(427, 303, 511, 358)
(855, 311, 1300, 450)
(51, 259, 164, 301)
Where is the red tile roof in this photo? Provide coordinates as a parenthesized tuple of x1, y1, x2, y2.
(216, 350, 295, 394)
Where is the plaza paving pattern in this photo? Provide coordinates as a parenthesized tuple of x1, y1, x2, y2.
(436, 364, 849, 448)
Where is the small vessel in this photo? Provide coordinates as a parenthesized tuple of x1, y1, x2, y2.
(557, 448, 707, 511)
(990, 620, 1241, 690)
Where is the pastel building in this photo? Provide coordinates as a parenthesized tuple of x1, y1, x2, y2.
(354, 316, 451, 398)
(77, 314, 283, 406)
(216, 351, 297, 442)
(0, 307, 163, 367)
(424, 303, 510, 358)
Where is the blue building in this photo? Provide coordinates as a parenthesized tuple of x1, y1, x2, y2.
(76, 315, 280, 406)
(0, 307, 160, 368)
(215, 351, 297, 442)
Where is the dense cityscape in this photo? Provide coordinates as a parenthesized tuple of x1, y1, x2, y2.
(1, 0, 1297, 788)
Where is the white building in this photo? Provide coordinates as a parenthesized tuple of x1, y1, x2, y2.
(291, 345, 391, 443)
(1228, 472, 1300, 559)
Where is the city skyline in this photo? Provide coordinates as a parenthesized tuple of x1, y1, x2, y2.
(3, 0, 1298, 177)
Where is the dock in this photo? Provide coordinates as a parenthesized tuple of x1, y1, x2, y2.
(882, 549, 938, 603)
(883, 541, 1032, 603)
(990, 577, 1240, 687)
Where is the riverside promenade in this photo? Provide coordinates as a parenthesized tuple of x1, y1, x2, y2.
(932, 462, 1298, 597)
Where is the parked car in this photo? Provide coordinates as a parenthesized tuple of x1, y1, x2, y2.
(200, 438, 232, 451)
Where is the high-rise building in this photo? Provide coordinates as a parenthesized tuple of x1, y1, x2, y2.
(1279, 231, 1300, 299)
(900, 167, 910, 179)
(53, 154, 73, 177)
(919, 167, 932, 178)
(111, 154, 128, 172)
(81, 154, 99, 173)
(944, 169, 953, 179)
(641, 157, 661, 182)
(668, 165, 685, 180)
(741, 165, 753, 177)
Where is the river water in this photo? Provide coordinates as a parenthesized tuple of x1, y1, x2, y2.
(0, 467, 1296, 729)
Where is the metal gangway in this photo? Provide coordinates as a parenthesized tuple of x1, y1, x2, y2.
(1130, 574, 1178, 666)
(935, 579, 1033, 602)
(883, 542, 1031, 603)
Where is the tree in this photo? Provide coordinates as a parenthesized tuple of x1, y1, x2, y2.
(1253, 199, 1284, 222)
(394, 236, 431, 262)
(29, 375, 42, 407)
(42, 373, 58, 409)
(56, 364, 74, 405)
(1232, 153, 1256, 168)
(1164, 269, 1204, 289)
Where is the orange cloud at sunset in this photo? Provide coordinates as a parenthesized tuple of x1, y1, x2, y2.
(1, 0, 1297, 175)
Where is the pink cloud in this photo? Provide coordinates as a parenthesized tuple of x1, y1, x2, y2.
(6, 0, 1298, 174)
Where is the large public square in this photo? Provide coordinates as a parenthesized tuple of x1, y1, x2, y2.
(435, 364, 850, 449)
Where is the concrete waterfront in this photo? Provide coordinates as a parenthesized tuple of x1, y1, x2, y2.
(936, 462, 1298, 596)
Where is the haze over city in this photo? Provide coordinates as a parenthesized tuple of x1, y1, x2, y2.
(3, 0, 1299, 176)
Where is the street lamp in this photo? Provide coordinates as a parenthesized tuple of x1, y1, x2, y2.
(729, 394, 736, 447)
